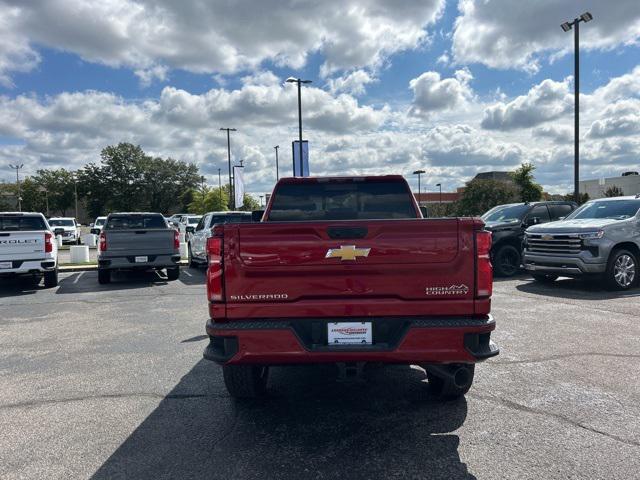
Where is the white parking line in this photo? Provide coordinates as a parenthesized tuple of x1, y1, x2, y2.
(183, 270, 192, 277)
(73, 272, 84, 284)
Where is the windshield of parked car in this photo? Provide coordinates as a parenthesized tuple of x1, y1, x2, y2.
(48, 219, 75, 227)
(104, 215, 167, 229)
(482, 205, 529, 223)
(209, 214, 252, 227)
(0, 215, 48, 231)
(187, 216, 201, 224)
(95, 218, 106, 226)
(268, 180, 417, 221)
(567, 200, 640, 220)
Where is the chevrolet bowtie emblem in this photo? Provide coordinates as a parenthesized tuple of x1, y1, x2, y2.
(325, 245, 371, 261)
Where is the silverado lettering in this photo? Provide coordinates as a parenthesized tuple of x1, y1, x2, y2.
(203, 175, 498, 401)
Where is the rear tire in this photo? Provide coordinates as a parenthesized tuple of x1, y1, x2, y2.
(426, 364, 475, 400)
(223, 365, 269, 398)
(493, 245, 521, 277)
(43, 268, 58, 288)
(531, 273, 558, 284)
(605, 248, 638, 291)
(166, 266, 180, 281)
(188, 245, 198, 268)
(98, 269, 111, 284)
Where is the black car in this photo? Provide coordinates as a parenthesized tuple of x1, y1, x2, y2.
(481, 201, 577, 277)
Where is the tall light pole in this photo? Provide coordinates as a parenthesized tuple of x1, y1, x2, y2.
(274, 145, 280, 181)
(561, 12, 593, 204)
(73, 174, 78, 219)
(220, 127, 237, 208)
(217, 168, 223, 208)
(286, 77, 312, 176)
(413, 170, 425, 206)
(9, 164, 24, 211)
(436, 183, 442, 207)
(259, 195, 264, 207)
(38, 186, 49, 217)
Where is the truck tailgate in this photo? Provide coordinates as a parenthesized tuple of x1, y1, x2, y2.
(0, 232, 47, 261)
(222, 219, 478, 318)
(103, 229, 174, 255)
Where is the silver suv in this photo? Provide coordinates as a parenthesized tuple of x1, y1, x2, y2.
(523, 196, 640, 290)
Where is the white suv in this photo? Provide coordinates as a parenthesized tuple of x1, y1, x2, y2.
(0, 212, 59, 287)
(48, 217, 81, 244)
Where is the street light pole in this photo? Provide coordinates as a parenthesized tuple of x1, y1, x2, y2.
(561, 12, 593, 204)
(274, 145, 279, 181)
(217, 168, 223, 208)
(9, 163, 24, 211)
(73, 175, 78, 219)
(220, 127, 237, 209)
(286, 77, 312, 176)
(436, 183, 442, 207)
(413, 170, 426, 206)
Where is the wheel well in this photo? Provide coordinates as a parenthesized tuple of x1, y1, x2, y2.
(611, 242, 640, 260)
(493, 239, 522, 253)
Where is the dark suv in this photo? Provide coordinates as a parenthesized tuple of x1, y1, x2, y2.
(481, 201, 577, 276)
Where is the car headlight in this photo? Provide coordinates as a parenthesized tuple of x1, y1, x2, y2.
(578, 230, 605, 239)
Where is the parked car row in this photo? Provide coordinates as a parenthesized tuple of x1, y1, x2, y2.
(483, 196, 640, 290)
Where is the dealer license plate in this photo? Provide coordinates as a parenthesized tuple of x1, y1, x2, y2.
(134, 256, 148, 263)
(0, 261, 12, 269)
(328, 322, 372, 345)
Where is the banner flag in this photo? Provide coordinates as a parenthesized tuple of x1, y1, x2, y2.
(292, 140, 309, 177)
(234, 166, 244, 208)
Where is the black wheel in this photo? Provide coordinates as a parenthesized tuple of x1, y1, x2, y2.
(493, 245, 521, 277)
(531, 273, 558, 283)
(426, 364, 475, 400)
(43, 268, 58, 288)
(605, 249, 638, 291)
(222, 365, 269, 398)
(98, 269, 111, 284)
(166, 266, 180, 281)
(188, 244, 198, 268)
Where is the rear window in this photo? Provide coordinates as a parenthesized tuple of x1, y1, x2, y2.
(208, 214, 252, 227)
(49, 219, 75, 227)
(104, 215, 167, 229)
(268, 180, 417, 221)
(0, 215, 47, 231)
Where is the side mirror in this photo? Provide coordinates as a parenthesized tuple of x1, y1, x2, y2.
(90, 223, 94, 227)
(419, 206, 429, 218)
(557, 216, 565, 221)
(526, 216, 540, 226)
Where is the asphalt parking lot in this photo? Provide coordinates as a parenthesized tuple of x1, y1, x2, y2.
(1, 270, 639, 479)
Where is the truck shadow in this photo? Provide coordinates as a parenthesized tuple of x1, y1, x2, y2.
(91, 360, 476, 480)
(516, 277, 640, 300)
(177, 266, 207, 286)
(0, 275, 44, 297)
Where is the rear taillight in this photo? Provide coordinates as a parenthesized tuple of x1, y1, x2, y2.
(206, 234, 224, 302)
(475, 230, 493, 298)
(99, 232, 107, 252)
(44, 232, 53, 253)
(174, 230, 180, 250)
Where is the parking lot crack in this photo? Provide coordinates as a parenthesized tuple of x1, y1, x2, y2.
(0, 392, 229, 410)
(470, 393, 640, 448)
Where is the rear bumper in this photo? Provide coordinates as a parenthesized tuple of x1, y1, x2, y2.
(98, 254, 180, 270)
(0, 258, 57, 276)
(523, 252, 606, 275)
(204, 315, 498, 365)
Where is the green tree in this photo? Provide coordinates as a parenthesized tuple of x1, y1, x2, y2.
(563, 192, 590, 204)
(457, 179, 518, 216)
(604, 185, 624, 197)
(510, 163, 543, 202)
(30, 168, 76, 216)
(239, 194, 260, 211)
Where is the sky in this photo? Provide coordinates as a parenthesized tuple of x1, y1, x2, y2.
(1, 0, 640, 196)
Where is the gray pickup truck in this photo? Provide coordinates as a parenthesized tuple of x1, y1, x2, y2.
(97, 212, 181, 284)
(524, 196, 640, 290)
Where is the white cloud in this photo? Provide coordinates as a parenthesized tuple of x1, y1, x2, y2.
(532, 125, 573, 144)
(481, 78, 573, 130)
(586, 99, 640, 138)
(409, 69, 474, 117)
(452, 0, 640, 71)
(327, 70, 375, 96)
(0, 0, 445, 85)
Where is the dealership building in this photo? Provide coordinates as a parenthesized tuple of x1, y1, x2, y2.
(580, 172, 640, 199)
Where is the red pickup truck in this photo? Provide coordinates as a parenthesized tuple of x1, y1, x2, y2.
(204, 175, 498, 399)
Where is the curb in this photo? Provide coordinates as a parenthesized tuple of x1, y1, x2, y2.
(59, 261, 189, 273)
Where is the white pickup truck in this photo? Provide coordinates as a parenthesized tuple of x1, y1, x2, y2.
(0, 212, 59, 287)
